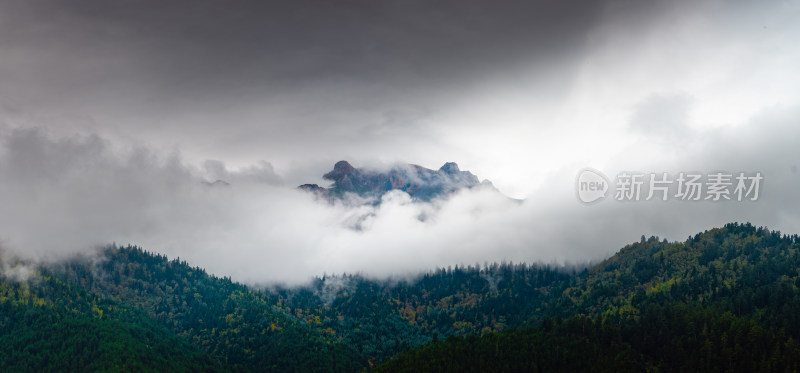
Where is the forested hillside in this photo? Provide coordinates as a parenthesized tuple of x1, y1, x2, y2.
(379, 222, 800, 371)
(3, 222, 800, 371)
(0, 258, 223, 372)
(53, 248, 364, 372)
(266, 261, 575, 362)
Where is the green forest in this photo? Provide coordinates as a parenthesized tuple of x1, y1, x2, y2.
(3, 222, 800, 371)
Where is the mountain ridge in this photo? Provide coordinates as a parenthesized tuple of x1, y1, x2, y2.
(299, 160, 495, 203)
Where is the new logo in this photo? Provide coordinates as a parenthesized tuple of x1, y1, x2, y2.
(575, 168, 610, 205)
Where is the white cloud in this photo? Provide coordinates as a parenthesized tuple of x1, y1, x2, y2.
(2, 107, 799, 286)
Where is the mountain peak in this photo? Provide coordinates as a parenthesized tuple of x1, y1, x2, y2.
(439, 162, 460, 174)
(333, 160, 355, 173)
(324, 160, 356, 181)
(301, 160, 494, 203)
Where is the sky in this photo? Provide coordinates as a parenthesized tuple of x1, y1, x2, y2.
(1, 0, 799, 284)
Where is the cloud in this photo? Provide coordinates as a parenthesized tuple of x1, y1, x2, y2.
(0, 125, 556, 284)
(0, 0, 609, 188)
(0, 252, 36, 284)
(2, 105, 799, 287)
(0, 0, 799, 286)
(1, 0, 798, 201)
(629, 93, 693, 140)
(203, 159, 282, 185)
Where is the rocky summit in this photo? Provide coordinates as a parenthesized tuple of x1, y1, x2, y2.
(299, 161, 494, 202)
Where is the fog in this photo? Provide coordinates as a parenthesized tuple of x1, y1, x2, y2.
(1, 114, 798, 285)
(1, 0, 799, 284)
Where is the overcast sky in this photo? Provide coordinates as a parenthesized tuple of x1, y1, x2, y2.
(1, 0, 799, 284)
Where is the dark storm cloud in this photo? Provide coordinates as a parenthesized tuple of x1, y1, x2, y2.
(0, 0, 602, 101)
(0, 0, 613, 172)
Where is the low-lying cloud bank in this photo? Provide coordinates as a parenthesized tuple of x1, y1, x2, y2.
(1, 109, 798, 285)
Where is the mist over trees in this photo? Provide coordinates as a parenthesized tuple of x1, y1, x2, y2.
(3, 222, 800, 371)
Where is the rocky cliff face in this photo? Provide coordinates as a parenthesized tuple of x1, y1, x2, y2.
(299, 161, 494, 203)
